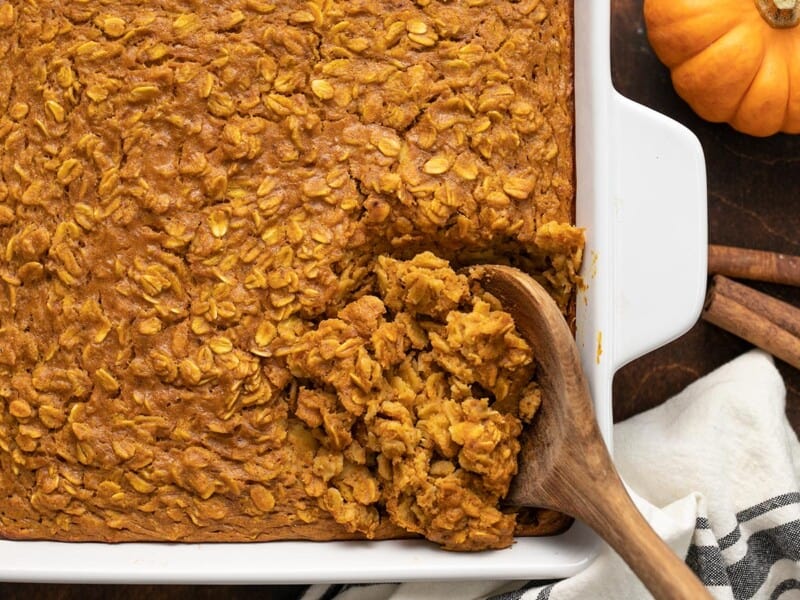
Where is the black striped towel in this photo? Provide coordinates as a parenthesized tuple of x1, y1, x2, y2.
(302, 350, 800, 600)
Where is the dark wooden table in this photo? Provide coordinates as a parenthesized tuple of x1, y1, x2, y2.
(4, 1, 798, 598)
(610, 0, 800, 428)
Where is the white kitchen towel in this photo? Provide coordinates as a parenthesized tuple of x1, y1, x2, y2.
(301, 350, 800, 600)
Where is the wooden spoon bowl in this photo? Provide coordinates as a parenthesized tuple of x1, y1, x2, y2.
(469, 265, 710, 600)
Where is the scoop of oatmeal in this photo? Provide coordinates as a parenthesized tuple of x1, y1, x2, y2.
(287, 252, 541, 550)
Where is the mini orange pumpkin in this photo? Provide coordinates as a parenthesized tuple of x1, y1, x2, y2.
(644, 0, 800, 136)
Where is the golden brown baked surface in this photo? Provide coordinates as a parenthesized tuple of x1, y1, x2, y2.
(0, 0, 581, 549)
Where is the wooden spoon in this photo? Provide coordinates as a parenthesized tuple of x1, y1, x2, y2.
(469, 265, 711, 600)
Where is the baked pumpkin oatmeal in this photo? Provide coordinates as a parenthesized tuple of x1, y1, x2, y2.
(0, 0, 582, 549)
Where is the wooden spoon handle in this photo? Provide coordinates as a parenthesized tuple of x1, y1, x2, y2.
(576, 474, 711, 600)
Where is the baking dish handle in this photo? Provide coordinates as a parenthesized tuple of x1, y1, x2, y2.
(609, 92, 707, 371)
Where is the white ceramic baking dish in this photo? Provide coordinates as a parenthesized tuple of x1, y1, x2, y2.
(0, 0, 706, 583)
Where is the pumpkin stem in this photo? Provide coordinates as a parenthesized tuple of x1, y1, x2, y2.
(756, 0, 800, 27)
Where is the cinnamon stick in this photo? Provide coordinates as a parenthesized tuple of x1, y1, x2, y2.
(708, 244, 800, 287)
(702, 275, 800, 369)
